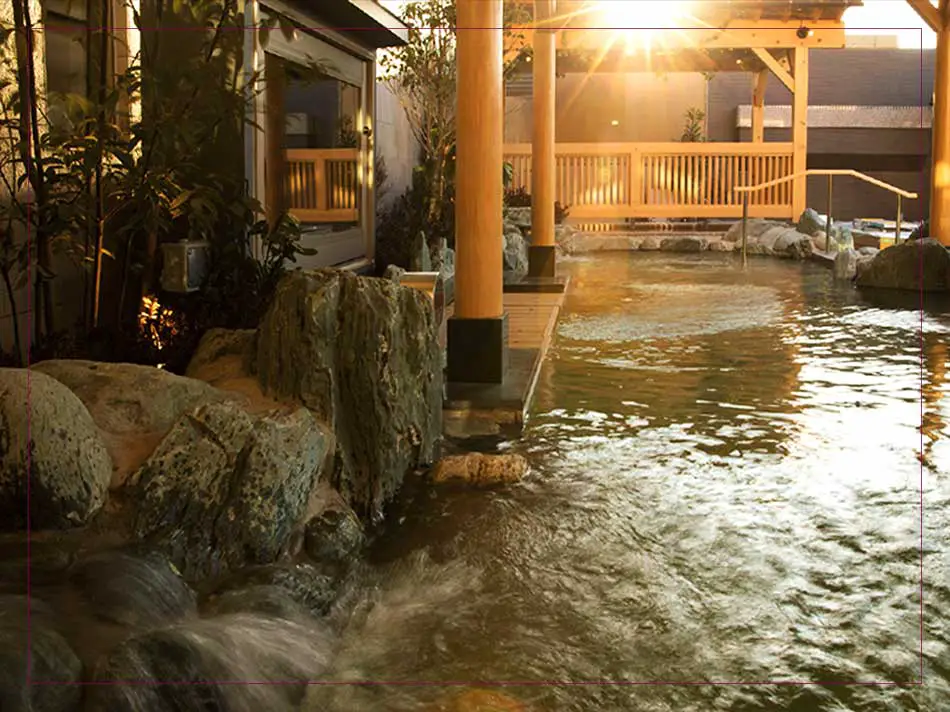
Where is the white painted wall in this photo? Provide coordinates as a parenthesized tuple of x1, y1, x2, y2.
(374, 78, 419, 209)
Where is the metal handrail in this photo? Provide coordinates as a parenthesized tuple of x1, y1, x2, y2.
(732, 169, 919, 264)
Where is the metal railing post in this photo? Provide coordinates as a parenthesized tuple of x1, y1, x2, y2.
(826, 174, 834, 253)
(895, 195, 903, 246)
(741, 192, 749, 266)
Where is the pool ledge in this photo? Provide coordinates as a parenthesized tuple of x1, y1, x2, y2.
(441, 278, 568, 439)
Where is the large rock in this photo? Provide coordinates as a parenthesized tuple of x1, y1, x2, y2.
(0, 596, 82, 712)
(503, 223, 529, 278)
(772, 230, 814, 260)
(184, 329, 256, 380)
(69, 549, 197, 628)
(855, 238, 950, 292)
(506, 207, 532, 230)
(131, 401, 331, 581)
(255, 270, 442, 521)
(723, 218, 774, 243)
(639, 235, 661, 251)
(32, 360, 238, 488)
(660, 235, 708, 252)
(0, 369, 112, 531)
(86, 613, 332, 712)
(797, 207, 828, 237)
(207, 562, 339, 617)
(834, 249, 859, 281)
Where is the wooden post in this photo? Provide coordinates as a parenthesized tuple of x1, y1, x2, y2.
(741, 192, 749, 266)
(932, 6, 950, 245)
(825, 174, 834, 252)
(529, 0, 557, 277)
(791, 47, 809, 221)
(752, 70, 767, 143)
(447, 0, 507, 383)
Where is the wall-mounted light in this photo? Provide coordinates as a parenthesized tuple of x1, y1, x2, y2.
(796, 26, 813, 39)
(610, 119, 620, 126)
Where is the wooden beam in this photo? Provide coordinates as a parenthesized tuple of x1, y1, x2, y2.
(752, 48, 794, 92)
(931, 18, 950, 245)
(557, 20, 846, 52)
(791, 46, 809, 220)
(752, 70, 767, 143)
(907, 0, 944, 33)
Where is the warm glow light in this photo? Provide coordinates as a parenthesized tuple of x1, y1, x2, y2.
(598, 1, 689, 31)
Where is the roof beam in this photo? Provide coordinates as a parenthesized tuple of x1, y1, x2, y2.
(556, 20, 847, 51)
(906, 0, 944, 33)
(752, 48, 795, 92)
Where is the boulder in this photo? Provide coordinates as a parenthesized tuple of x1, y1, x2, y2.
(506, 207, 532, 230)
(254, 270, 442, 521)
(639, 235, 661, 251)
(503, 225, 529, 278)
(69, 549, 197, 628)
(131, 401, 331, 581)
(86, 613, 332, 712)
(431, 453, 529, 486)
(554, 223, 577, 245)
(833, 249, 860, 281)
(811, 230, 828, 251)
(304, 505, 365, 574)
(0, 368, 112, 531)
(660, 235, 708, 252)
(772, 230, 814, 260)
(708, 240, 734, 252)
(855, 238, 950, 292)
(32, 360, 239, 488)
(723, 218, 774, 243)
(0, 595, 82, 712)
(858, 246, 880, 257)
(202, 584, 312, 621)
(382, 264, 406, 283)
(797, 207, 828, 237)
(855, 254, 876, 281)
(207, 562, 340, 617)
(909, 220, 929, 241)
(184, 329, 256, 380)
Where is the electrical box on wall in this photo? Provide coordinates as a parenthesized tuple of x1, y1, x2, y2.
(160, 240, 211, 293)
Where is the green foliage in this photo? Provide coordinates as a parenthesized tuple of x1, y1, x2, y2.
(0, 0, 314, 369)
(680, 107, 707, 143)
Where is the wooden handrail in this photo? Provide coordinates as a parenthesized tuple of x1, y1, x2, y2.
(735, 169, 918, 200)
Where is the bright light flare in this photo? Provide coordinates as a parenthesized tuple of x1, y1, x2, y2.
(594, 1, 693, 53)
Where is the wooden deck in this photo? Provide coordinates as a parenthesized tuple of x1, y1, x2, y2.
(442, 285, 567, 438)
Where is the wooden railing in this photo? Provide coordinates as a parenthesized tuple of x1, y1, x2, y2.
(735, 169, 918, 258)
(504, 142, 795, 220)
(284, 148, 360, 223)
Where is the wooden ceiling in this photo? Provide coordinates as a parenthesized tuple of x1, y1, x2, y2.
(546, 1, 863, 25)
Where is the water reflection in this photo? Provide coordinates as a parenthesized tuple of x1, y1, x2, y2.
(365, 253, 948, 712)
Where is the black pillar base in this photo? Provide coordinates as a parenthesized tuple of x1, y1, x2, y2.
(446, 313, 509, 384)
(528, 245, 557, 278)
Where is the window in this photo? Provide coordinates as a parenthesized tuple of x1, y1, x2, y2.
(43, 0, 88, 130)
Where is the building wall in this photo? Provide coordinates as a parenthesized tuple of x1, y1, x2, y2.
(709, 48, 935, 222)
(374, 80, 418, 208)
(505, 72, 708, 143)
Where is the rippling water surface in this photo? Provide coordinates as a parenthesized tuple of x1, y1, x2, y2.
(323, 253, 950, 711)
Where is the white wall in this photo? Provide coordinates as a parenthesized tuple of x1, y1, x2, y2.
(374, 79, 419, 208)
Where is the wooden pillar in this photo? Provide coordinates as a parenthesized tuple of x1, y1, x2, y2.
(447, 0, 508, 383)
(751, 69, 767, 143)
(933, 13, 950, 244)
(264, 54, 286, 229)
(529, 0, 557, 277)
(791, 46, 809, 220)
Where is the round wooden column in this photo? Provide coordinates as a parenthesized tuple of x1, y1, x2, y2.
(531, 0, 556, 249)
(933, 25, 950, 245)
(454, 0, 503, 319)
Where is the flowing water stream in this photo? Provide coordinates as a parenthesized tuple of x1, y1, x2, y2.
(310, 252, 950, 711)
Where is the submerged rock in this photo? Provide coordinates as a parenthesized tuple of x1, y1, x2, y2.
(639, 236, 661, 251)
(209, 562, 340, 617)
(855, 238, 950, 292)
(203, 584, 312, 621)
(431, 453, 529, 485)
(708, 240, 734, 252)
(255, 270, 442, 521)
(132, 401, 330, 580)
(69, 549, 197, 628)
(0, 368, 112, 531)
(0, 595, 82, 712)
(87, 613, 332, 712)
